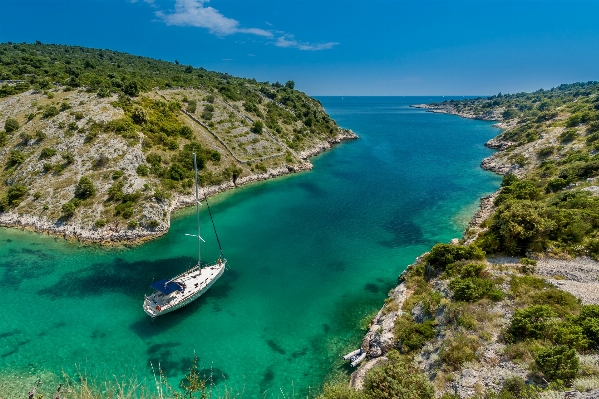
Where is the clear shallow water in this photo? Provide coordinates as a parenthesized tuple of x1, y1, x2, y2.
(0, 97, 501, 397)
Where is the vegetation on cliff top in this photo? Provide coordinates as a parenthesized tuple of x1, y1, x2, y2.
(0, 43, 351, 235)
(319, 82, 599, 399)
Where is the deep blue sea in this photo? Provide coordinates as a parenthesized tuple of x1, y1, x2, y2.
(0, 97, 501, 397)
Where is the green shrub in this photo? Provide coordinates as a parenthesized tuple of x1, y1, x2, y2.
(440, 333, 480, 371)
(42, 105, 59, 118)
(537, 146, 556, 159)
(206, 95, 215, 103)
(534, 345, 579, 384)
(495, 180, 542, 206)
(251, 120, 264, 134)
(6, 185, 28, 207)
(7, 150, 25, 166)
(254, 162, 267, 172)
(127, 220, 138, 229)
(546, 178, 568, 193)
(35, 130, 46, 141)
(94, 219, 107, 228)
(186, 100, 197, 113)
(362, 351, 435, 399)
(495, 377, 539, 399)
(136, 164, 149, 176)
(61, 199, 80, 217)
(425, 244, 485, 271)
(74, 177, 96, 200)
(560, 129, 578, 143)
(449, 277, 504, 302)
(39, 147, 57, 159)
(530, 288, 580, 318)
(552, 323, 588, 350)
(201, 110, 213, 120)
(317, 383, 366, 399)
(487, 200, 555, 255)
(508, 305, 557, 341)
(4, 117, 19, 132)
(147, 219, 159, 229)
(111, 170, 124, 180)
(180, 125, 193, 139)
(397, 319, 436, 353)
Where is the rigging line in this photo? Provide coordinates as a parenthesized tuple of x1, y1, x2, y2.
(197, 176, 225, 259)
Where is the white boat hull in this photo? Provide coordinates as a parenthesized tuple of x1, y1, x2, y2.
(143, 260, 226, 317)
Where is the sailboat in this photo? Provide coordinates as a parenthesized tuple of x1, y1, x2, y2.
(143, 153, 226, 318)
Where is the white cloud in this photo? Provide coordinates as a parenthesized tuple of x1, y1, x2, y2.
(143, 0, 339, 51)
(275, 35, 339, 51)
(156, 0, 272, 37)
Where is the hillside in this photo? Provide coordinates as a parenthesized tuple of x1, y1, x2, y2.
(320, 82, 599, 399)
(0, 43, 356, 243)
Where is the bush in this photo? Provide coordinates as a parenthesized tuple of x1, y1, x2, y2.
(94, 219, 107, 228)
(147, 219, 159, 229)
(449, 277, 504, 302)
(131, 105, 147, 125)
(35, 130, 46, 141)
(495, 377, 539, 399)
(508, 305, 557, 341)
(201, 110, 213, 120)
(440, 333, 480, 371)
(186, 100, 197, 113)
(546, 178, 568, 193)
(74, 177, 96, 200)
(42, 105, 59, 118)
(180, 125, 193, 139)
(397, 319, 436, 353)
(362, 352, 435, 399)
(534, 345, 579, 384)
(4, 118, 19, 132)
(495, 180, 542, 205)
(136, 164, 149, 176)
(39, 147, 57, 159)
(487, 200, 555, 255)
(560, 129, 578, 143)
(206, 95, 215, 103)
(61, 199, 80, 217)
(552, 323, 588, 350)
(425, 244, 485, 270)
(251, 120, 264, 134)
(7, 150, 25, 167)
(6, 185, 28, 207)
(127, 220, 138, 229)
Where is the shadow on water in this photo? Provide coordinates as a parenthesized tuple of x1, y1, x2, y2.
(265, 339, 286, 355)
(259, 367, 275, 394)
(380, 212, 427, 248)
(37, 256, 197, 300)
(1, 248, 57, 287)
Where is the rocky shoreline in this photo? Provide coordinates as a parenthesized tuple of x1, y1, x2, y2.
(0, 131, 357, 245)
(411, 103, 502, 121)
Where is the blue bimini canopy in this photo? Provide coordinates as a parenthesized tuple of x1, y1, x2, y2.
(150, 279, 184, 295)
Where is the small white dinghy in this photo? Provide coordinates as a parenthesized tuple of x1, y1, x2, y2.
(143, 153, 226, 318)
(342, 349, 366, 367)
(351, 351, 367, 367)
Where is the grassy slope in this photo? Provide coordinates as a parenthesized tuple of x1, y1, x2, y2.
(0, 43, 354, 238)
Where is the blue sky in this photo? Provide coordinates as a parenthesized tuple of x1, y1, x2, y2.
(1, 0, 598, 96)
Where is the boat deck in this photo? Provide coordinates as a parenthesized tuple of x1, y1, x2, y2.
(143, 262, 225, 317)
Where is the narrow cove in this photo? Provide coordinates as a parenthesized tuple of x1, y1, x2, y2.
(0, 96, 502, 397)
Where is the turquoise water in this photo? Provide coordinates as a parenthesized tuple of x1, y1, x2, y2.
(0, 97, 501, 397)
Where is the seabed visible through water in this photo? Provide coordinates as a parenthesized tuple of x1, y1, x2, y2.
(0, 96, 502, 398)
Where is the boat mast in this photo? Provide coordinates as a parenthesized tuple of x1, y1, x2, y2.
(193, 153, 201, 267)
